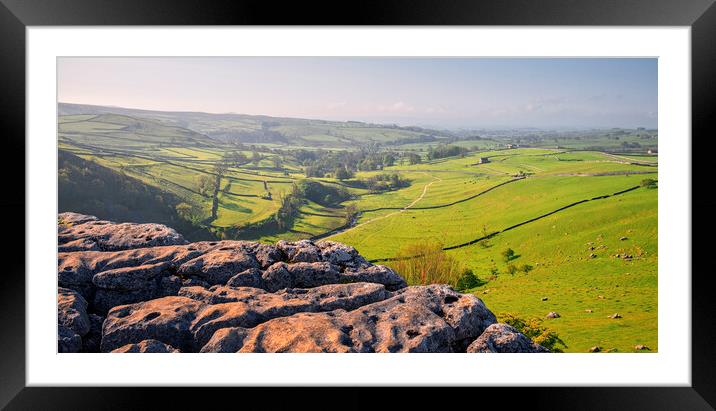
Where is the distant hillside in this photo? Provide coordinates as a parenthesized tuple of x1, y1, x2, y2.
(58, 102, 455, 148)
(58, 149, 214, 241)
(58, 112, 219, 151)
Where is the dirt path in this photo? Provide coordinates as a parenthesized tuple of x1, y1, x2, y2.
(369, 184, 643, 263)
(360, 174, 442, 225)
(313, 173, 442, 241)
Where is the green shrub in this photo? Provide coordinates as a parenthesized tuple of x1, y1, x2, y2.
(455, 269, 483, 291)
(640, 178, 658, 189)
(387, 240, 466, 287)
(499, 313, 567, 352)
(501, 248, 516, 262)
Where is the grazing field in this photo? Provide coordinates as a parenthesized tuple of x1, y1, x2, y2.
(57, 104, 657, 353)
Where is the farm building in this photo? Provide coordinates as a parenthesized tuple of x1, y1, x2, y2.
(477, 157, 489, 164)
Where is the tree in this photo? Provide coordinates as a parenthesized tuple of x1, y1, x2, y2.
(334, 166, 352, 180)
(213, 160, 229, 178)
(478, 224, 492, 248)
(383, 154, 396, 167)
(455, 269, 483, 291)
(407, 153, 422, 165)
(501, 248, 516, 262)
(251, 150, 263, 166)
(640, 178, 657, 189)
(343, 203, 357, 226)
(272, 156, 283, 169)
(227, 151, 248, 167)
(195, 175, 215, 196)
(175, 202, 207, 224)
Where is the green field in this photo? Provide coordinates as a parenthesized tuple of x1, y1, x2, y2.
(57, 103, 657, 353)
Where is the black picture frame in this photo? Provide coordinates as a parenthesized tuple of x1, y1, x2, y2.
(1, 0, 714, 409)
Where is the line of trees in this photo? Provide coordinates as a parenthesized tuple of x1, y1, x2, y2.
(359, 173, 410, 193)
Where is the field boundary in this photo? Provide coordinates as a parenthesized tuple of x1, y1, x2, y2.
(361, 176, 525, 213)
(368, 184, 642, 263)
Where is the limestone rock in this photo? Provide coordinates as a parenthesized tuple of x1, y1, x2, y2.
(466, 323, 549, 353)
(58, 325, 82, 353)
(58, 287, 90, 337)
(101, 296, 206, 352)
(58, 212, 187, 252)
(201, 285, 495, 353)
(177, 248, 260, 285)
(57, 213, 545, 354)
(112, 339, 180, 353)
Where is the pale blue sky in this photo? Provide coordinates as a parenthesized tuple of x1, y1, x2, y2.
(58, 57, 657, 129)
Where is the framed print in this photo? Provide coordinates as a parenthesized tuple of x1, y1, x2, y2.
(2, 0, 715, 409)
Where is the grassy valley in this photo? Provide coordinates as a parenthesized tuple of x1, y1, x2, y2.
(57, 103, 658, 353)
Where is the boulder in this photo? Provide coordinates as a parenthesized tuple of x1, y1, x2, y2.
(226, 268, 264, 289)
(178, 248, 260, 285)
(58, 287, 90, 337)
(58, 244, 207, 302)
(58, 213, 187, 252)
(316, 241, 368, 268)
(101, 296, 206, 352)
(466, 323, 549, 353)
(342, 265, 407, 291)
(91, 261, 177, 313)
(276, 240, 322, 263)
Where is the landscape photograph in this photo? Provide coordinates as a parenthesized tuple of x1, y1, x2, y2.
(57, 57, 658, 354)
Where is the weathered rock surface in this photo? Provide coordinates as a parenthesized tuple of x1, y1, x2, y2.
(58, 287, 90, 336)
(58, 325, 83, 353)
(57, 213, 546, 353)
(201, 285, 496, 353)
(112, 339, 180, 353)
(466, 323, 549, 353)
(57, 287, 90, 352)
(58, 212, 187, 252)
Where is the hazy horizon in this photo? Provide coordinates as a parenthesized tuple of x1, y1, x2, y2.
(58, 57, 658, 129)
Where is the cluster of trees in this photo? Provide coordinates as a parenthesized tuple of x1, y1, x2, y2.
(406, 153, 422, 165)
(175, 202, 208, 225)
(427, 144, 468, 160)
(274, 184, 304, 230)
(273, 180, 351, 230)
(359, 173, 410, 193)
(296, 149, 400, 178)
(294, 180, 351, 206)
(641, 178, 658, 189)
